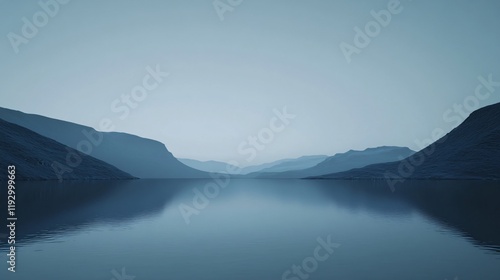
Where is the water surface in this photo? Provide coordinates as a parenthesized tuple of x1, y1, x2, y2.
(1, 179, 499, 280)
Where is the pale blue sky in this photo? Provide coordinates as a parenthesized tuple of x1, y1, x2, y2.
(1, 0, 499, 165)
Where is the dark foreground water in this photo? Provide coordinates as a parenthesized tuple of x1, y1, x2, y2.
(1, 179, 499, 280)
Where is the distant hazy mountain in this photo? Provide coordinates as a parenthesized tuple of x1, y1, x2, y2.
(180, 155, 327, 175)
(256, 155, 328, 173)
(239, 159, 295, 175)
(316, 103, 500, 180)
(179, 159, 239, 174)
(0, 119, 134, 181)
(0, 107, 208, 178)
(250, 146, 415, 178)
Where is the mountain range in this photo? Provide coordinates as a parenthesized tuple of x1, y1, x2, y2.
(179, 155, 328, 175)
(0, 107, 208, 179)
(0, 118, 134, 181)
(315, 102, 500, 180)
(248, 146, 415, 178)
(1, 102, 499, 181)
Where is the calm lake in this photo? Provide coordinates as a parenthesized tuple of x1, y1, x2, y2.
(1, 179, 499, 280)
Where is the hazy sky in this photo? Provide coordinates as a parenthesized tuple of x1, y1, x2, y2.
(1, 0, 499, 165)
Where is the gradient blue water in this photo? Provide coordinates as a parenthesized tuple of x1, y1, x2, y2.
(1, 180, 499, 280)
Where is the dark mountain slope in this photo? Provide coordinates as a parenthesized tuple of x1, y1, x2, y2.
(0, 107, 209, 178)
(317, 103, 500, 180)
(0, 119, 134, 181)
